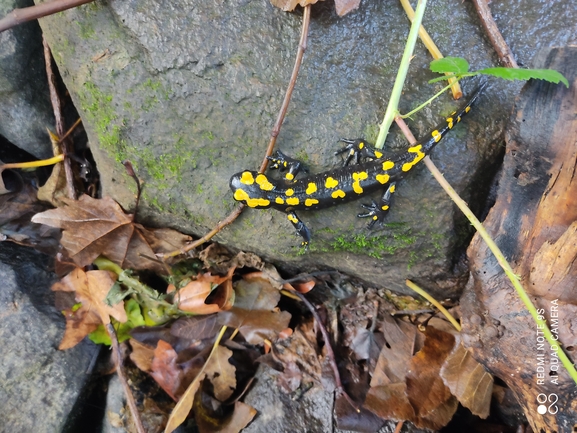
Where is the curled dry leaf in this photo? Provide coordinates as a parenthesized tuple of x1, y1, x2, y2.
(52, 267, 126, 349)
(31, 194, 191, 274)
(172, 272, 235, 314)
(334, 0, 361, 16)
(217, 273, 291, 345)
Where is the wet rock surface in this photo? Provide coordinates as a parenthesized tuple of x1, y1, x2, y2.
(0, 0, 54, 159)
(0, 242, 99, 433)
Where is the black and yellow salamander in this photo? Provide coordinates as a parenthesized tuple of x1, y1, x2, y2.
(230, 87, 484, 248)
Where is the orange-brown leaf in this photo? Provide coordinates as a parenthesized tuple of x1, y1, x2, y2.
(175, 273, 234, 314)
(405, 326, 458, 429)
(31, 194, 191, 273)
(129, 338, 155, 372)
(440, 342, 493, 418)
(52, 268, 126, 349)
(150, 340, 184, 401)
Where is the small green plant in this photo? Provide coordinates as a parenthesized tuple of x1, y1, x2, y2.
(429, 56, 568, 86)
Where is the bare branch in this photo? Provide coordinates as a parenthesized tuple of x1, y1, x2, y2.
(0, 0, 95, 33)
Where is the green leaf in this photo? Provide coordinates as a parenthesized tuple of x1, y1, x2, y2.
(478, 67, 569, 87)
(430, 57, 470, 75)
(88, 325, 110, 345)
(88, 299, 146, 345)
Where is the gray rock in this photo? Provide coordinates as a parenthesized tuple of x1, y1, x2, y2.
(0, 0, 55, 159)
(0, 243, 99, 433)
(36, 0, 577, 295)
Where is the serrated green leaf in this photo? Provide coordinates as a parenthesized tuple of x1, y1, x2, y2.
(430, 57, 470, 75)
(478, 67, 569, 87)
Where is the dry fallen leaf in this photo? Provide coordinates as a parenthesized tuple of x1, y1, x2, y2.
(269, 0, 322, 13)
(52, 267, 126, 349)
(217, 274, 291, 345)
(31, 194, 191, 274)
(204, 346, 236, 402)
(440, 341, 493, 418)
(150, 340, 184, 401)
(172, 271, 234, 314)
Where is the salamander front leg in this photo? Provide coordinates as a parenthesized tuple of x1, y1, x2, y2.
(287, 211, 311, 249)
(336, 138, 385, 166)
(357, 182, 397, 228)
(267, 150, 306, 181)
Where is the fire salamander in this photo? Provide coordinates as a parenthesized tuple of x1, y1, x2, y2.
(230, 87, 484, 248)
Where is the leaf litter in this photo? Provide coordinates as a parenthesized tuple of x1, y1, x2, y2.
(10, 182, 502, 431)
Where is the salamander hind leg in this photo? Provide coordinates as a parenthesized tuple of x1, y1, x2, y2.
(336, 138, 385, 166)
(357, 181, 397, 228)
(287, 211, 312, 249)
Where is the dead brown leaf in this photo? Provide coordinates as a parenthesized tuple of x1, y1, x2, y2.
(204, 346, 236, 402)
(269, 0, 322, 13)
(150, 340, 184, 401)
(334, 0, 361, 16)
(52, 267, 126, 349)
(440, 341, 493, 418)
(195, 400, 257, 433)
(217, 274, 291, 345)
(129, 338, 155, 372)
(172, 271, 234, 314)
(31, 194, 191, 274)
(405, 326, 458, 429)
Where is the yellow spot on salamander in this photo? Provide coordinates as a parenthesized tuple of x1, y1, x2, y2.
(382, 160, 394, 171)
(359, 142, 364, 149)
(446, 117, 454, 129)
(305, 198, 319, 207)
(372, 215, 378, 220)
(402, 144, 426, 172)
(234, 189, 249, 201)
(374, 151, 383, 158)
(352, 171, 368, 194)
(234, 189, 270, 208)
(306, 183, 317, 195)
(287, 214, 298, 224)
(465, 106, 471, 113)
(255, 173, 273, 191)
(376, 173, 389, 184)
(285, 173, 294, 180)
(325, 177, 338, 189)
(382, 205, 389, 211)
(286, 197, 300, 206)
(431, 130, 442, 143)
(389, 185, 396, 193)
(240, 171, 254, 185)
(331, 189, 346, 199)
(286, 189, 294, 197)
(275, 197, 285, 205)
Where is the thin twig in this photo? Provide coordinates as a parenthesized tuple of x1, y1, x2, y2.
(291, 290, 359, 412)
(259, 4, 311, 172)
(105, 323, 146, 433)
(161, 5, 312, 258)
(471, 0, 518, 68)
(0, 0, 94, 33)
(43, 36, 77, 199)
(394, 420, 405, 433)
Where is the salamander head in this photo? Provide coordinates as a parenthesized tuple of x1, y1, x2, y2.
(229, 170, 274, 209)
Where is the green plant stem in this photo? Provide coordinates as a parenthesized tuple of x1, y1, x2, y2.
(422, 156, 577, 385)
(375, 0, 427, 149)
(405, 279, 461, 331)
(400, 80, 456, 119)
